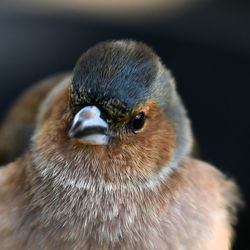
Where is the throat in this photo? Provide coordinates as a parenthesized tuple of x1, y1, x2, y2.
(28, 165, 167, 245)
(29, 173, 161, 245)
(29, 149, 171, 245)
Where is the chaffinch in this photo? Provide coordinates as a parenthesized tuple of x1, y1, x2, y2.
(0, 40, 241, 250)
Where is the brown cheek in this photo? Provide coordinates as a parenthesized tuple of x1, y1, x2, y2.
(107, 104, 177, 178)
(134, 102, 177, 173)
(36, 89, 72, 145)
(133, 113, 176, 174)
(151, 114, 176, 169)
(38, 86, 71, 126)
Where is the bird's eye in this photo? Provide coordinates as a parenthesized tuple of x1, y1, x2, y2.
(131, 112, 145, 132)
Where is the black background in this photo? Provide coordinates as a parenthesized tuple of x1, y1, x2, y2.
(0, 0, 249, 249)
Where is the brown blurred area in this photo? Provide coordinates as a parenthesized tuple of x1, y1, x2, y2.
(1, 0, 203, 20)
(0, 0, 249, 249)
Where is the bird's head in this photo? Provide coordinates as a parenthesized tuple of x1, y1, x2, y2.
(32, 40, 193, 188)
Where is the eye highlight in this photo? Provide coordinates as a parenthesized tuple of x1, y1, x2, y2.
(130, 112, 146, 132)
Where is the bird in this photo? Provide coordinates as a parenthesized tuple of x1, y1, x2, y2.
(0, 40, 241, 250)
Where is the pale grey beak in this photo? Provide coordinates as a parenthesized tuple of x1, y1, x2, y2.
(68, 106, 109, 145)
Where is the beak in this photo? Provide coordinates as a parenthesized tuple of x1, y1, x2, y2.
(68, 106, 109, 145)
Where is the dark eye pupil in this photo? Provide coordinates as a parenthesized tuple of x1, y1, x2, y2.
(132, 112, 145, 131)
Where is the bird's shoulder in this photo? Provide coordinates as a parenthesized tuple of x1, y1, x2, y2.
(159, 158, 242, 250)
(170, 158, 242, 222)
(0, 154, 29, 200)
(179, 158, 241, 208)
(0, 154, 32, 247)
(0, 72, 70, 165)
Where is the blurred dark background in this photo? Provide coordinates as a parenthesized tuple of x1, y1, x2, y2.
(0, 0, 249, 249)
